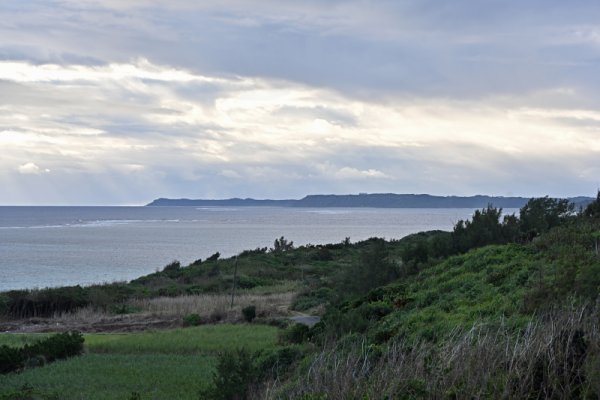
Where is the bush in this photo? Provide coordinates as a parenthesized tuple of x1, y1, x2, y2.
(199, 349, 257, 400)
(3, 286, 90, 318)
(111, 303, 140, 315)
(183, 313, 203, 326)
(256, 345, 303, 380)
(292, 288, 332, 311)
(206, 252, 220, 262)
(0, 331, 84, 374)
(24, 331, 85, 363)
(162, 260, 181, 278)
(241, 306, 256, 323)
(235, 275, 269, 289)
(0, 345, 22, 374)
(238, 247, 268, 257)
(312, 247, 333, 261)
(271, 236, 294, 253)
(280, 323, 310, 344)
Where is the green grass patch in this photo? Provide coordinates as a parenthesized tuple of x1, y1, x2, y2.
(243, 280, 303, 294)
(0, 354, 215, 400)
(85, 324, 279, 355)
(0, 333, 52, 348)
(0, 324, 281, 398)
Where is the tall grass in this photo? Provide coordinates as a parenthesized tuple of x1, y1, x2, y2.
(16, 292, 298, 332)
(268, 304, 600, 399)
(130, 292, 295, 320)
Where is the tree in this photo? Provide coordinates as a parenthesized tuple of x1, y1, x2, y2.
(339, 239, 398, 298)
(519, 196, 574, 238)
(452, 205, 506, 253)
(584, 191, 600, 220)
(271, 236, 294, 253)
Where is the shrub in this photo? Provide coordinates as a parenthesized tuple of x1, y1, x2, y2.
(256, 345, 303, 380)
(271, 236, 294, 253)
(24, 331, 85, 363)
(238, 247, 268, 257)
(0, 331, 84, 374)
(292, 288, 332, 311)
(0, 345, 22, 374)
(241, 305, 256, 323)
(206, 252, 220, 262)
(360, 301, 393, 320)
(312, 247, 333, 261)
(235, 275, 268, 289)
(111, 303, 139, 315)
(199, 349, 257, 400)
(3, 286, 90, 318)
(183, 313, 203, 326)
(280, 323, 310, 344)
(162, 260, 181, 273)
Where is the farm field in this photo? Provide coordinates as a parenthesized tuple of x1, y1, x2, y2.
(0, 324, 279, 399)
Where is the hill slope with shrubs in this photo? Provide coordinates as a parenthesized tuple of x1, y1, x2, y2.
(1, 193, 599, 399)
(265, 193, 600, 399)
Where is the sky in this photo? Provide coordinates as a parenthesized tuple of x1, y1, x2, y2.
(1, 1, 600, 205)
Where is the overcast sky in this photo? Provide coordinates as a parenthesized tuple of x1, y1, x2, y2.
(1, 1, 600, 205)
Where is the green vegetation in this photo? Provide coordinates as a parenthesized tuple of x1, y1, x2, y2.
(268, 194, 600, 398)
(0, 354, 215, 400)
(84, 325, 278, 355)
(0, 325, 278, 399)
(1, 193, 599, 398)
(0, 332, 84, 374)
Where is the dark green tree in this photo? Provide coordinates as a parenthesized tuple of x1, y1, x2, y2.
(452, 205, 505, 253)
(519, 196, 574, 238)
(584, 191, 600, 220)
(339, 239, 398, 299)
(271, 236, 294, 253)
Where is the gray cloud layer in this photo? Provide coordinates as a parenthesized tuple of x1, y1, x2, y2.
(1, 1, 599, 204)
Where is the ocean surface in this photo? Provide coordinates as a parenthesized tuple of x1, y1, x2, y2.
(0, 206, 516, 291)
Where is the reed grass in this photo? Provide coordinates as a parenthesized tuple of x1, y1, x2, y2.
(129, 292, 295, 320)
(267, 304, 600, 399)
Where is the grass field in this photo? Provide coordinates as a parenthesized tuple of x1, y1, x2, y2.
(86, 324, 279, 354)
(0, 324, 280, 399)
(0, 333, 52, 348)
(0, 354, 215, 400)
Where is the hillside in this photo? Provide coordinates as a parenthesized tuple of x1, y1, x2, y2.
(2, 193, 599, 399)
(270, 194, 600, 399)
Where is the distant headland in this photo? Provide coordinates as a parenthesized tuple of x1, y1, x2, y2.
(147, 193, 594, 209)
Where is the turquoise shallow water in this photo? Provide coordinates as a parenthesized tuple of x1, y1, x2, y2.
(0, 206, 515, 291)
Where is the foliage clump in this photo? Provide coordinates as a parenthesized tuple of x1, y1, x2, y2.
(0, 331, 84, 374)
(241, 305, 256, 323)
(182, 313, 203, 326)
(271, 236, 294, 253)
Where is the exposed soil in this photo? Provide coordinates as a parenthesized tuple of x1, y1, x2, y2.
(0, 314, 182, 334)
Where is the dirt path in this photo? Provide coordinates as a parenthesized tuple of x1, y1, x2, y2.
(0, 315, 181, 334)
(288, 315, 321, 327)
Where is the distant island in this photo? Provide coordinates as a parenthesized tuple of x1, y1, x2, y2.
(147, 193, 594, 208)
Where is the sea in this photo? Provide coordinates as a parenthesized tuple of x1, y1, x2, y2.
(0, 206, 515, 291)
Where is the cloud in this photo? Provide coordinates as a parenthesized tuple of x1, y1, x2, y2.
(17, 162, 49, 175)
(335, 167, 389, 179)
(4, 1, 600, 101)
(2, 1, 600, 203)
(0, 58, 599, 204)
